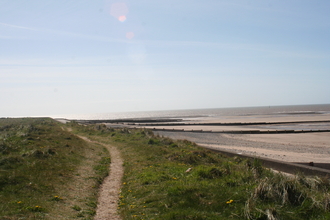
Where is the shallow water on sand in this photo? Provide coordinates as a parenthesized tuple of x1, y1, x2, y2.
(54, 104, 330, 120)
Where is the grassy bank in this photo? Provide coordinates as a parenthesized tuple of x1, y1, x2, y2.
(2, 119, 330, 219)
(0, 118, 110, 219)
(69, 123, 330, 220)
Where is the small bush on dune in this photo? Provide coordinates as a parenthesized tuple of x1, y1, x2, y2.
(197, 167, 225, 179)
(148, 138, 159, 145)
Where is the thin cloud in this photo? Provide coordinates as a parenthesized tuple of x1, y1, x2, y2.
(0, 21, 127, 43)
(0, 22, 37, 31)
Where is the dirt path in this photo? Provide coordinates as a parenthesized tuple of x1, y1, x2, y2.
(78, 136, 123, 220)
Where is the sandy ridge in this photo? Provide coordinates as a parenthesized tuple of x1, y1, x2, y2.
(78, 136, 123, 220)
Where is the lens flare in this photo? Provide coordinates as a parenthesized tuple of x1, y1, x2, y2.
(118, 15, 126, 22)
(110, 3, 128, 22)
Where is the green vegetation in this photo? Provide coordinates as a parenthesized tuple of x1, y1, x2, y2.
(2, 119, 330, 219)
(0, 118, 110, 219)
(69, 123, 330, 220)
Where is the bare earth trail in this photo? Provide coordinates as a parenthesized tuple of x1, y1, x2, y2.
(78, 135, 123, 220)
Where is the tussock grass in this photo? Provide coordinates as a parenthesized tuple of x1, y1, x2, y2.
(69, 123, 330, 220)
(0, 118, 110, 219)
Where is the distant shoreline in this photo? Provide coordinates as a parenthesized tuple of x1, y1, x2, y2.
(54, 112, 330, 169)
(51, 103, 330, 121)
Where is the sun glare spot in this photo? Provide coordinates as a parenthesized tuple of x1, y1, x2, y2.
(126, 32, 134, 39)
(118, 15, 126, 22)
(110, 3, 129, 22)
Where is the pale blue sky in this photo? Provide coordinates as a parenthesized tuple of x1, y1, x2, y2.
(1, 0, 329, 117)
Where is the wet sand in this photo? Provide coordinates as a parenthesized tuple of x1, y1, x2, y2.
(150, 114, 330, 164)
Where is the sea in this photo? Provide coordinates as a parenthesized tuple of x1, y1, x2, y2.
(54, 104, 330, 121)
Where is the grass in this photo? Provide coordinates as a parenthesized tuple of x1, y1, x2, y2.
(0, 118, 110, 219)
(68, 123, 330, 220)
(2, 119, 330, 219)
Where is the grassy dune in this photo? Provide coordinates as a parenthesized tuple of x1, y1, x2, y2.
(0, 118, 110, 219)
(70, 123, 330, 220)
(2, 119, 330, 219)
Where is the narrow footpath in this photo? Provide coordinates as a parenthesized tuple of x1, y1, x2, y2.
(78, 136, 123, 220)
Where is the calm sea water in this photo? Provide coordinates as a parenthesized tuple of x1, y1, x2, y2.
(54, 104, 330, 120)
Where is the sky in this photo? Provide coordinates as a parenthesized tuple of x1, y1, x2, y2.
(1, 0, 330, 117)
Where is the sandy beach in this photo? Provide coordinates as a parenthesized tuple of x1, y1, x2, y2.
(154, 131, 330, 163)
(146, 114, 330, 164)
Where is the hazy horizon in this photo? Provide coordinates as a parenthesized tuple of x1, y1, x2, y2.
(1, 1, 330, 117)
(47, 103, 330, 119)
